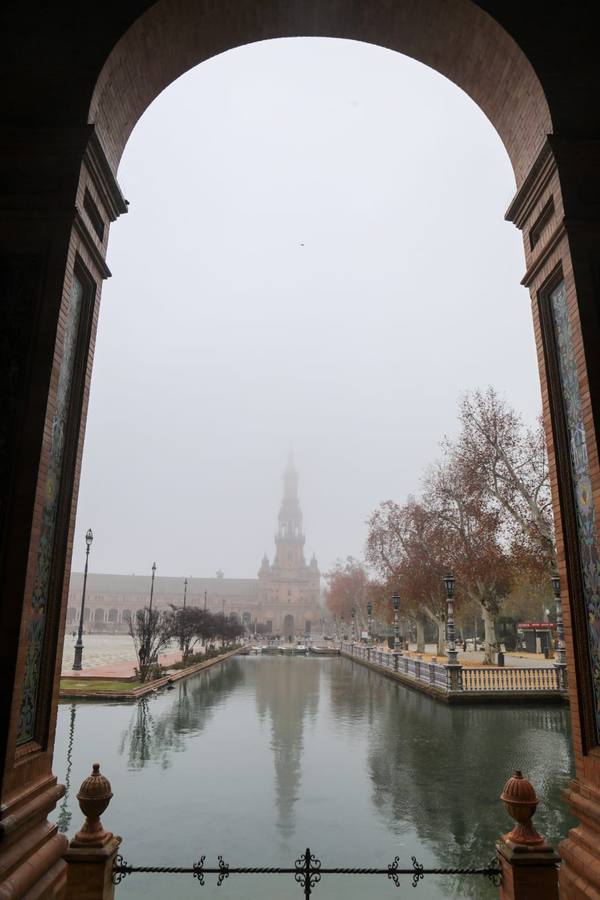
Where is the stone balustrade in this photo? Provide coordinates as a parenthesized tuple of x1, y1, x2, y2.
(340, 642, 567, 701)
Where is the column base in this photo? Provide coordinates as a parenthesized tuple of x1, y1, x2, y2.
(64, 835, 121, 900)
(559, 779, 600, 899)
(496, 838, 560, 900)
(0, 776, 67, 900)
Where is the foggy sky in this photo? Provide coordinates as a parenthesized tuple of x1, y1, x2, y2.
(73, 37, 541, 580)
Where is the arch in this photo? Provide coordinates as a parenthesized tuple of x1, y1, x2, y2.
(283, 614, 294, 638)
(89, 0, 551, 186)
(122, 609, 132, 623)
(92, 608, 105, 624)
(107, 608, 119, 623)
(66, 607, 77, 624)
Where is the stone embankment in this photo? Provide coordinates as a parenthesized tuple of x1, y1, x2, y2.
(341, 642, 569, 705)
(59, 646, 244, 700)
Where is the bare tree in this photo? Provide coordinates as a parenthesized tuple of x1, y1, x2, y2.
(129, 608, 171, 682)
(456, 388, 555, 572)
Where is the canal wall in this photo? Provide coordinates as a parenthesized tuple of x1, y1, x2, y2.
(59, 646, 245, 700)
(340, 648, 569, 705)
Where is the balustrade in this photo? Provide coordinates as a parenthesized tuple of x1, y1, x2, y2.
(340, 644, 564, 697)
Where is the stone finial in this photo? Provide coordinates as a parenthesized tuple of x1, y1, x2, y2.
(72, 763, 114, 847)
(500, 770, 544, 846)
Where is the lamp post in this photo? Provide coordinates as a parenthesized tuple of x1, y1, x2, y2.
(551, 574, 567, 680)
(351, 607, 357, 642)
(72, 528, 93, 671)
(443, 574, 459, 666)
(367, 600, 373, 643)
(391, 591, 400, 650)
(183, 577, 188, 609)
(149, 561, 156, 612)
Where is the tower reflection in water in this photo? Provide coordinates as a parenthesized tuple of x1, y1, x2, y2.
(52, 656, 574, 900)
(254, 656, 319, 840)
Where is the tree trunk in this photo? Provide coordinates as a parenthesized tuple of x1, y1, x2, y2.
(482, 605, 498, 664)
(416, 616, 425, 653)
(436, 618, 445, 657)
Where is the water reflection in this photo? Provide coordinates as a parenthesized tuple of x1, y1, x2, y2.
(255, 657, 319, 839)
(52, 657, 574, 900)
(119, 660, 245, 769)
(56, 703, 76, 833)
(329, 660, 574, 898)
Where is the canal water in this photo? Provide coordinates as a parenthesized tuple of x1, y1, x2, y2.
(52, 656, 574, 899)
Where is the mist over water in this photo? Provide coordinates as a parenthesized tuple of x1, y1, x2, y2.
(72, 37, 539, 578)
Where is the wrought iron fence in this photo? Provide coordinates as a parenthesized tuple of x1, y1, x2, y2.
(113, 847, 501, 895)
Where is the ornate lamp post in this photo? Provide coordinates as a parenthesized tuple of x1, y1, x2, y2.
(551, 574, 567, 685)
(148, 561, 157, 612)
(443, 574, 459, 666)
(72, 528, 93, 671)
(351, 607, 357, 642)
(391, 591, 400, 650)
(183, 577, 188, 609)
(367, 600, 373, 643)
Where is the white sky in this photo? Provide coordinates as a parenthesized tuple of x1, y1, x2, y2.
(73, 37, 541, 579)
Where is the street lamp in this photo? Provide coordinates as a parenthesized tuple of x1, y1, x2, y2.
(443, 574, 459, 666)
(72, 528, 93, 671)
(149, 561, 157, 612)
(351, 607, 357, 642)
(367, 600, 373, 643)
(551, 573, 567, 671)
(391, 591, 400, 650)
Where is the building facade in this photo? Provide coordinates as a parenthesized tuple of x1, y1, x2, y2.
(67, 457, 321, 636)
(257, 455, 321, 636)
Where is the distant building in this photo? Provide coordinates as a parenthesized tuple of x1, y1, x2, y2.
(67, 455, 321, 635)
(257, 453, 321, 637)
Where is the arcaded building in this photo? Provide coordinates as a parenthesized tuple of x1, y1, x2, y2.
(67, 457, 321, 636)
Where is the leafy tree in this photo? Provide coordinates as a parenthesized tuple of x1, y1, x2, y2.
(324, 557, 372, 630)
(168, 605, 209, 661)
(423, 450, 512, 663)
(366, 499, 451, 654)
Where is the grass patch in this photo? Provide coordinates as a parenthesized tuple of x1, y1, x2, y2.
(60, 679, 142, 693)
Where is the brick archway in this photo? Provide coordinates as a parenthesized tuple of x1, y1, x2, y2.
(2, 3, 600, 898)
(89, 0, 551, 183)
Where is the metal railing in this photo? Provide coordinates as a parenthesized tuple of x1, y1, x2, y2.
(113, 847, 501, 895)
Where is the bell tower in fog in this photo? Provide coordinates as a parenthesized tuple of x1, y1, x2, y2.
(257, 453, 321, 635)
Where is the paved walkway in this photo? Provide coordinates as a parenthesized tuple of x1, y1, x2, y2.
(61, 633, 184, 677)
(61, 647, 184, 679)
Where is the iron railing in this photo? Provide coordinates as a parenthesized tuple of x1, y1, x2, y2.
(113, 847, 501, 895)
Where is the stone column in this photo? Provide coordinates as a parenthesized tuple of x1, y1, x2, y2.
(496, 771, 559, 900)
(505, 137, 600, 896)
(0, 125, 126, 898)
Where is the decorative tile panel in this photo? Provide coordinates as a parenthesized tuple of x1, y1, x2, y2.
(17, 275, 83, 745)
(550, 280, 600, 742)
